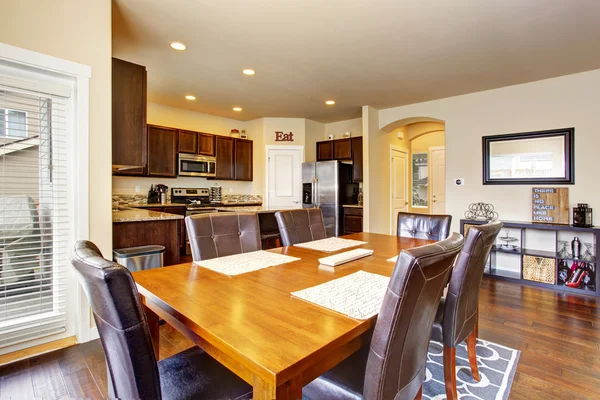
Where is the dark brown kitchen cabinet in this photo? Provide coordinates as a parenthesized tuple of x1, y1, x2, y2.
(215, 136, 235, 180)
(317, 141, 334, 161)
(235, 139, 253, 181)
(198, 132, 216, 156)
(112, 58, 147, 176)
(147, 125, 178, 177)
(343, 207, 363, 234)
(178, 130, 216, 156)
(351, 136, 363, 182)
(178, 130, 198, 154)
(333, 138, 352, 160)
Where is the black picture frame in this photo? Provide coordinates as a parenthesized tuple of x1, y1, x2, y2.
(482, 128, 574, 185)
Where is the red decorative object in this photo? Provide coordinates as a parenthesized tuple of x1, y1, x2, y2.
(275, 131, 294, 142)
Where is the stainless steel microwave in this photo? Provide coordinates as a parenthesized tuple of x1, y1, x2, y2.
(178, 154, 217, 177)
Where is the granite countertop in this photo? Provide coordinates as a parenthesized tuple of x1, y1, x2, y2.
(213, 206, 302, 214)
(125, 202, 263, 208)
(342, 204, 363, 208)
(113, 208, 185, 223)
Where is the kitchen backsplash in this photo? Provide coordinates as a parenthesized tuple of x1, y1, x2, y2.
(113, 193, 263, 207)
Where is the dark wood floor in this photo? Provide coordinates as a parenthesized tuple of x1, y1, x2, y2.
(1, 278, 598, 399)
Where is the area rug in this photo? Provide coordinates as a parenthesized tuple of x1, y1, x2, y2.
(424, 339, 520, 400)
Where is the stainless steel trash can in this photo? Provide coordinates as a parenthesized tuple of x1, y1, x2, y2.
(113, 245, 165, 272)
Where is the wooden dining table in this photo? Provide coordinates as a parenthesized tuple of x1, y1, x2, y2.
(131, 232, 432, 400)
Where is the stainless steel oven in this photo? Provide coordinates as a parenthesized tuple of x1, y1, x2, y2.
(178, 153, 217, 177)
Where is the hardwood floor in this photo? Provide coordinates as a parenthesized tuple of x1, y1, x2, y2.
(1, 278, 598, 399)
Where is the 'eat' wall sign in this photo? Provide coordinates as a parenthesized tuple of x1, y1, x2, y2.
(275, 131, 294, 142)
(532, 187, 569, 224)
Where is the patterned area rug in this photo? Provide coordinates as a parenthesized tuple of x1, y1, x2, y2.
(424, 339, 520, 400)
(302, 338, 519, 400)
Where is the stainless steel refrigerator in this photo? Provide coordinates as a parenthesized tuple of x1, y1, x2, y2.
(302, 161, 353, 237)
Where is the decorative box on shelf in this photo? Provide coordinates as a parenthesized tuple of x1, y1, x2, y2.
(460, 219, 599, 297)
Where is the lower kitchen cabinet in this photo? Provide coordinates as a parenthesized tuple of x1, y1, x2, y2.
(343, 206, 363, 235)
(113, 219, 180, 266)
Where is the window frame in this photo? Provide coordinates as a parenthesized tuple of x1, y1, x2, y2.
(0, 107, 28, 139)
(411, 152, 429, 209)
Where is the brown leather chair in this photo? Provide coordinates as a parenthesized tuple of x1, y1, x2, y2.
(397, 212, 452, 241)
(303, 232, 464, 400)
(274, 208, 327, 247)
(185, 212, 261, 261)
(431, 221, 503, 400)
(70, 241, 252, 400)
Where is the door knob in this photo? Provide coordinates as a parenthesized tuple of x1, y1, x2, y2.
(292, 201, 299, 204)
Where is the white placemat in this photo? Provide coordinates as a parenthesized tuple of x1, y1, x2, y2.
(294, 237, 367, 252)
(291, 271, 390, 319)
(387, 255, 398, 263)
(194, 250, 300, 276)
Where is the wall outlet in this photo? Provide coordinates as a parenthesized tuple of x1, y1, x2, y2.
(135, 185, 141, 193)
(454, 178, 465, 186)
(229, 187, 233, 193)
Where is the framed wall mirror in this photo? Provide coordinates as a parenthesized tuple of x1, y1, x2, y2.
(483, 128, 574, 185)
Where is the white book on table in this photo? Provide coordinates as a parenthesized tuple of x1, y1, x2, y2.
(318, 248, 374, 267)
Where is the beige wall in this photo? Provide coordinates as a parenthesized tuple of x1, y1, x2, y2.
(325, 118, 363, 140)
(305, 119, 325, 162)
(378, 69, 600, 232)
(1, 0, 112, 255)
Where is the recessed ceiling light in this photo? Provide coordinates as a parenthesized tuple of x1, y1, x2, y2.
(233, 107, 243, 112)
(325, 100, 336, 105)
(170, 42, 187, 51)
(185, 95, 196, 100)
(242, 69, 256, 76)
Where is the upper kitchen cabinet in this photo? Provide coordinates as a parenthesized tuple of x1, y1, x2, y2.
(316, 141, 334, 161)
(234, 139, 253, 181)
(147, 125, 178, 177)
(178, 130, 198, 154)
(178, 130, 216, 156)
(333, 138, 352, 160)
(112, 58, 147, 175)
(215, 136, 235, 180)
(198, 132, 216, 156)
(351, 136, 363, 182)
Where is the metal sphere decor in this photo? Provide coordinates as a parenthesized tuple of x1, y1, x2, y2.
(464, 202, 499, 221)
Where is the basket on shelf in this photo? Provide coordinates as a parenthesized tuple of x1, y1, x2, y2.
(523, 255, 556, 284)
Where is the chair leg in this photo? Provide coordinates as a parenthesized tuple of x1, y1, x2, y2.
(414, 384, 423, 400)
(443, 345, 457, 400)
(466, 328, 480, 381)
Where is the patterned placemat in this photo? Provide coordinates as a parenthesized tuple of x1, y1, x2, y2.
(291, 271, 390, 319)
(293, 237, 367, 252)
(194, 250, 300, 276)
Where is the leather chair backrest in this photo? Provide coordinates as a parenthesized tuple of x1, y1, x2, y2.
(397, 212, 452, 241)
(364, 233, 464, 400)
(443, 221, 503, 347)
(70, 241, 161, 399)
(185, 212, 261, 261)
(275, 209, 327, 246)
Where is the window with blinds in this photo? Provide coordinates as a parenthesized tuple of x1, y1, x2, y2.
(0, 81, 70, 348)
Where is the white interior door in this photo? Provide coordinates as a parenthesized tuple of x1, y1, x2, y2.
(267, 146, 303, 208)
(390, 148, 408, 234)
(431, 147, 446, 214)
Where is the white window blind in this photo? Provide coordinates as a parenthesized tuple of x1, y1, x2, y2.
(0, 77, 70, 348)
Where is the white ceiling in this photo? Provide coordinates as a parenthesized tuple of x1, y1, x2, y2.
(112, 0, 600, 123)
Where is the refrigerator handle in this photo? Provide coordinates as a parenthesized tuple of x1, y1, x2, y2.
(315, 177, 319, 208)
(311, 177, 316, 206)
